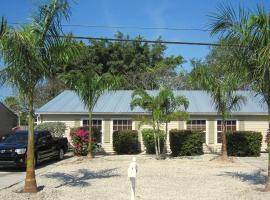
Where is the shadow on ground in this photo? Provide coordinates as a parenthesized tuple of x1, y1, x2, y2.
(44, 168, 120, 188)
(218, 170, 266, 185)
(0, 154, 73, 172)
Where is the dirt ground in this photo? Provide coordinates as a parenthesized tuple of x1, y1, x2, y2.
(0, 154, 270, 200)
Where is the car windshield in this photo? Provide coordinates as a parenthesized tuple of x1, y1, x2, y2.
(3, 132, 29, 143)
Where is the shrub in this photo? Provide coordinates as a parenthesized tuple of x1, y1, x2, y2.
(35, 122, 66, 137)
(69, 126, 102, 156)
(113, 130, 140, 154)
(227, 131, 262, 157)
(142, 129, 165, 154)
(169, 129, 205, 157)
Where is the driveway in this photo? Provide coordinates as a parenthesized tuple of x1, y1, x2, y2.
(0, 154, 73, 190)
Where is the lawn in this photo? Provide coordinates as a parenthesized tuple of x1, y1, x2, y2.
(0, 154, 270, 200)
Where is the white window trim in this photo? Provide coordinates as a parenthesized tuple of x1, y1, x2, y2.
(80, 118, 104, 144)
(185, 119, 208, 144)
(110, 118, 135, 144)
(215, 119, 238, 145)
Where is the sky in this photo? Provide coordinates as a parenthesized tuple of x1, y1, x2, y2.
(0, 0, 269, 99)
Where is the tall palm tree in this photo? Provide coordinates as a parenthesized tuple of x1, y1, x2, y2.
(0, 17, 6, 38)
(191, 66, 246, 160)
(209, 4, 270, 191)
(159, 89, 189, 156)
(130, 88, 188, 158)
(61, 68, 121, 158)
(0, 0, 72, 193)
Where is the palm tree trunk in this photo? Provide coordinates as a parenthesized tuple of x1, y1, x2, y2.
(264, 104, 270, 191)
(152, 120, 159, 158)
(87, 111, 93, 159)
(162, 122, 168, 156)
(24, 92, 37, 193)
(221, 120, 228, 160)
(157, 122, 161, 156)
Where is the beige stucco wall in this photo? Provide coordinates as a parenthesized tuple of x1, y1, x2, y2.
(38, 114, 269, 152)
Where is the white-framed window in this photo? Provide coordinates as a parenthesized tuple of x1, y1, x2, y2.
(187, 120, 206, 132)
(81, 119, 103, 143)
(82, 119, 102, 131)
(217, 120, 237, 144)
(113, 119, 132, 131)
(186, 120, 207, 143)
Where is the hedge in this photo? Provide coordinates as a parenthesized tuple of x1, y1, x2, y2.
(35, 122, 66, 137)
(142, 129, 165, 154)
(169, 129, 205, 156)
(227, 131, 262, 157)
(113, 130, 140, 154)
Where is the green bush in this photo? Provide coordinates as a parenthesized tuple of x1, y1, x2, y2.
(142, 129, 165, 154)
(35, 122, 66, 137)
(169, 129, 205, 156)
(113, 130, 140, 154)
(227, 131, 262, 157)
(69, 126, 102, 156)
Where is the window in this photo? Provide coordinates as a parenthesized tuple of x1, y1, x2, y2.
(217, 120, 237, 143)
(82, 119, 102, 132)
(187, 120, 206, 132)
(113, 119, 132, 131)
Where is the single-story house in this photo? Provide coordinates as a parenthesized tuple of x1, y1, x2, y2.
(36, 90, 269, 153)
(0, 102, 18, 138)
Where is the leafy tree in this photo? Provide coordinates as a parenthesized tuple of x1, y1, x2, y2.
(191, 65, 246, 160)
(81, 32, 184, 89)
(209, 4, 270, 190)
(159, 89, 189, 157)
(0, 0, 73, 193)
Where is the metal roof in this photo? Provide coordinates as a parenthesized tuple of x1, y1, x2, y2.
(36, 90, 268, 115)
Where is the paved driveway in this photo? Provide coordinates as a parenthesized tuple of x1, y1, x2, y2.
(0, 155, 73, 190)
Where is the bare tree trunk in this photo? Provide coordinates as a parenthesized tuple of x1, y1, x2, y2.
(221, 120, 228, 160)
(157, 122, 161, 156)
(264, 107, 270, 191)
(24, 92, 37, 193)
(87, 111, 93, 159)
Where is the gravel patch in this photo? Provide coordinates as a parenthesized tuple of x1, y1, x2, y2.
(0, 154, 270, 200)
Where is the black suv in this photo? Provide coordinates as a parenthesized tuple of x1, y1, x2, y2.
(0, 130, 68, 167)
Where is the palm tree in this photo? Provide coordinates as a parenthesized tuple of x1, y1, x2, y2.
(191, 66, 246, 160)
(0, 0, 72, 193)
(60, 68, 121, 158)
(209, 4, 270, 190)
(130, 88, 188, 158)
(159, 89, 189, 156)
(0, 17, 6, 38)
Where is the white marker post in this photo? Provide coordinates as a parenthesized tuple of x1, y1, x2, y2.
(128, 157, 138, 200)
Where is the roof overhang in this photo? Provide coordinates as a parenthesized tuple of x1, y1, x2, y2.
(36, 111, 268, 116)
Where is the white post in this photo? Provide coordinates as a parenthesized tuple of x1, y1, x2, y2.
(128, 157, 138, 200)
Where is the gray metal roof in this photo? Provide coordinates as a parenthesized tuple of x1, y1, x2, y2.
(36, 90, 268, 115)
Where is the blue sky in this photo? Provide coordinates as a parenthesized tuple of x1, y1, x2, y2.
(0, 0, 269, 99)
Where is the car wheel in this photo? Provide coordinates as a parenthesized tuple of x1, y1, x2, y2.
(58, 148, 64, 160)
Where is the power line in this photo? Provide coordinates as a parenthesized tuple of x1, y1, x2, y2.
(9, 22, 209, 32)
(56, 35, 238, 47)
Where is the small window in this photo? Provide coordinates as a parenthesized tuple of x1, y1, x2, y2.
(187, 120, 206, 132)
(217, 120, 237, 143)
(82, 119, 102, 132)
(113, 119, 132, 131)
